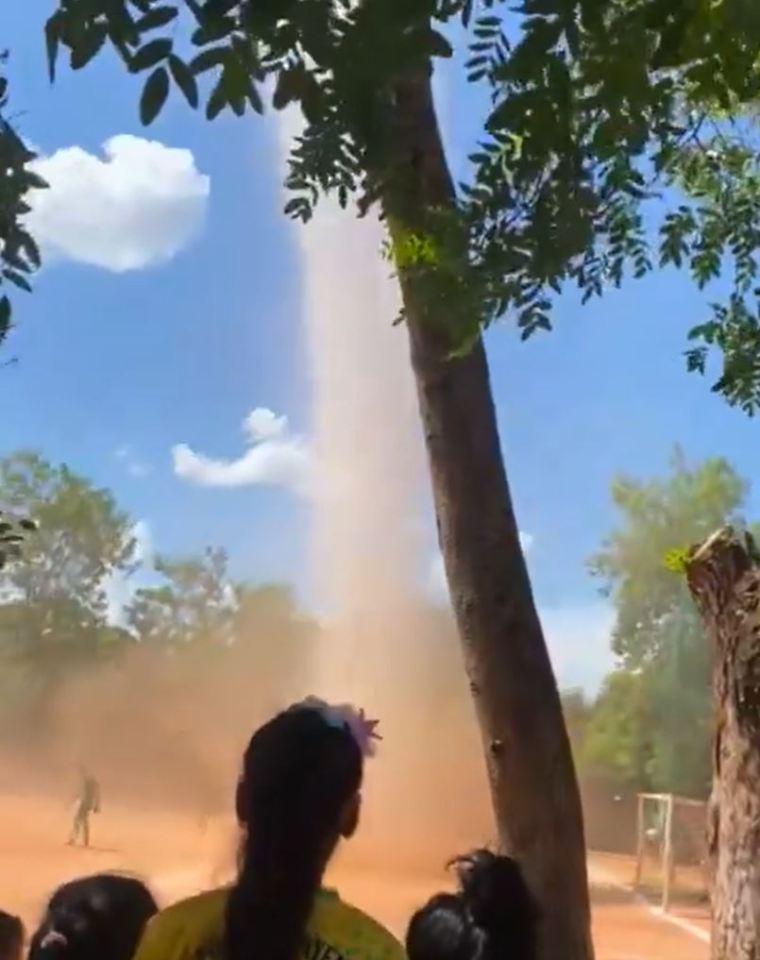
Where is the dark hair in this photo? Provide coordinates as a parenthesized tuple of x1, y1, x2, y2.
(0, 912, 23, 959)
(406, 851, 537, 960)
(28, 874, 157, 960)
(224, 705, 364, 960)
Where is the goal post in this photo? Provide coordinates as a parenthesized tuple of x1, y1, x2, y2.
(634, 792, 708, 912)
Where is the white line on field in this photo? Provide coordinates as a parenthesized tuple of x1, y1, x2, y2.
(588, 862, 710, 945)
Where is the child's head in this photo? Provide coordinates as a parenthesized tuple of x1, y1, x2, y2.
(406, 851, 537, 960)
(28, 874, 157, 960)
(226, 699, 375, 960)
(0, 912, 23, 960)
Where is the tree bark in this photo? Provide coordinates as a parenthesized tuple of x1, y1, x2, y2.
(378, 69, 593, 960)
(686, 527, 760, 960)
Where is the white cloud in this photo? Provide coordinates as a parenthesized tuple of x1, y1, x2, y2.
(104, 519, 155, 626)
(27, 134, 209, 271)
(172, 407, 313, 495)
(244, 408, 287, 442)
(114, 445, 152, 479)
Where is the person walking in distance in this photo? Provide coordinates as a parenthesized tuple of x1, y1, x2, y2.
(68, 767, 100, 848)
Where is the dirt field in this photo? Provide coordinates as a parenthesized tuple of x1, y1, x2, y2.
(0, 792, 708, 960)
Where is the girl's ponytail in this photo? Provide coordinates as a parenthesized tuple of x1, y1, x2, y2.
(224, 706, 364, 960)
(406, 850, 537, 960)
(456, 851, 536, 960)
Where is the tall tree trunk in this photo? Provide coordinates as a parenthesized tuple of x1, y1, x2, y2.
(686, 527, 760, 960)
(378, 68, 593, 960)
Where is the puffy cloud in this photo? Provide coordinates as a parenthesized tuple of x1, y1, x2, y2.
(27, 135, 209, 271)
(172, 407, 312, 495)
(244, 408, 287, 442)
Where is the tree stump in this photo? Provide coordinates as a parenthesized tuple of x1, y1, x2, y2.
(686, 527, 760, 960)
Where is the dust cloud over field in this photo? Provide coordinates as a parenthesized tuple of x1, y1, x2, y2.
(0, 129, 709, 960)
(0, 168, 494, 918)
(0, 593, 492, 875)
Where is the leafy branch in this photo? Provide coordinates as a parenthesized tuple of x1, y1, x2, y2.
(43, 0, 760, 409)
(0, 52, 47, 348)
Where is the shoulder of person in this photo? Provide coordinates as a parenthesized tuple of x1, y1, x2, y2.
(135, 888, 228, 960)
(323, 895, 406, 960)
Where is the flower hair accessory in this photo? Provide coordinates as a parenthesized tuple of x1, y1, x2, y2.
(297, 696, 381, 757)
(40, 931, 68, 952)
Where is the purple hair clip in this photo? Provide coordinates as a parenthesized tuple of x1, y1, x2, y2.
(40, 931, 68, 952)
(298, 696, 381, 757)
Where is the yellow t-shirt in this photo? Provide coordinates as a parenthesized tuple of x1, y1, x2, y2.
(133, 887, 405, 960)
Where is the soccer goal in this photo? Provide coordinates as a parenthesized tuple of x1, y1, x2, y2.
(634, 792, 709, 912)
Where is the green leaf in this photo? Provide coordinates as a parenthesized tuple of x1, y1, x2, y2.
(3, 269, 32, 293)
(428, 29, 454, 58)
(273, 68, 303, 111)
(191, 16, 236, 46)
(190, 47, 227, 75)
(70, 24, 108, 70)
(169, 55, 199, 108)
(21, 171, 49, 192)
(0, 297, 10, 343)
(136, 6, 179, 33)
(140, 67, 170, 125)
(205, 78, 227, 120)
(45, 13, 62, 83)
(663, 546, 690, 575)
(247, 80, 263, 115)
(131, 39, 173, 73)
(19, 234, 42, 270)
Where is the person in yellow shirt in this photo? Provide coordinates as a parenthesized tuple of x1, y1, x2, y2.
(133, 698, 404, 960)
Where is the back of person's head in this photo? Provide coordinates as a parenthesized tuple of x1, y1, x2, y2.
(0, 911, 23, 960)
(406, 850, 536, 960)
(225, 698, 378, 960)
(28, 874, 157, 960)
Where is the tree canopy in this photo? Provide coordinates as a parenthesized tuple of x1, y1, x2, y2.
(0, 452, 139, 690)
(0, 448, 325, 771)
(127, 546, 235, 647)
(590, 448, 747, 667)
(575, 450, 752, 796)
(42, 0, 760, 409)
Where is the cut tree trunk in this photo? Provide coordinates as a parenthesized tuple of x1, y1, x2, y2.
(378, 68, 593, 960)
(686, 527, 760, 960)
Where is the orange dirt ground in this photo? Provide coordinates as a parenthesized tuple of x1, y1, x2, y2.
(0, 792, 708, 960)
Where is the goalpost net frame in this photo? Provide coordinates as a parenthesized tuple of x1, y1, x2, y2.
(634, 791, 707, 913)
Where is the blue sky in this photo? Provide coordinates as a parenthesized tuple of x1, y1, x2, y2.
(3, 7, 759, 692)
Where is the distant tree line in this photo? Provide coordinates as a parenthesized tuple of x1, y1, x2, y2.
(563, 449, 754, 801)
(0, 450, 317, 740)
